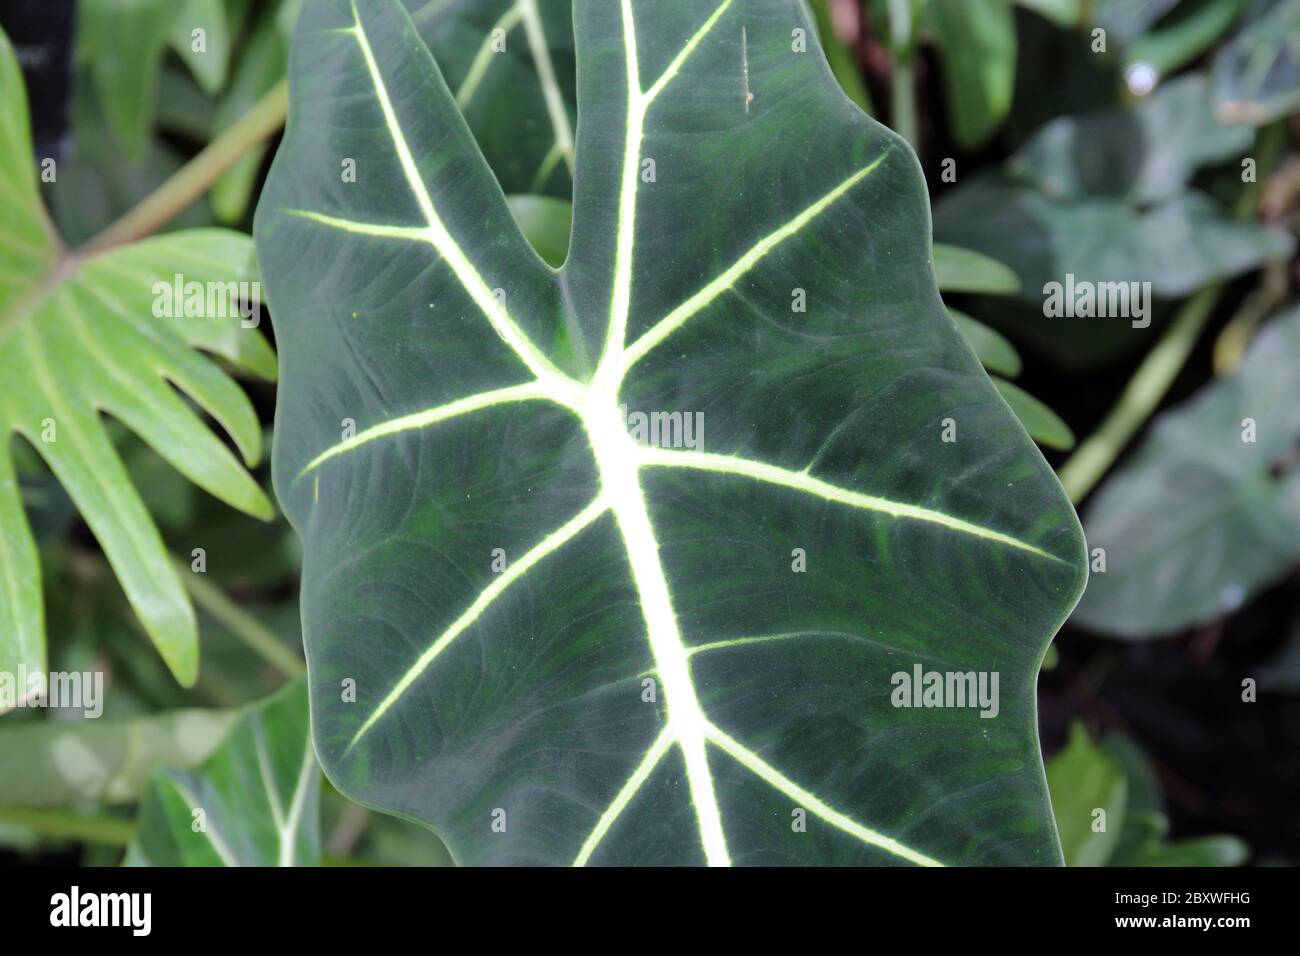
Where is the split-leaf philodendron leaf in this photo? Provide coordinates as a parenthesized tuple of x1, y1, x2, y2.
(257, 0, 1086, 866)
(125, 680, 320, 866)
(0, 25, 275, 691)
(79, 0, 233, 158)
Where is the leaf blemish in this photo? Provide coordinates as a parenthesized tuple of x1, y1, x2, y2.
(742, 26, 753, 113)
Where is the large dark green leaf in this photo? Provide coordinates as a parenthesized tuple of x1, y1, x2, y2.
(125, 680, 319, 866)
(257, 0, 1085, 866)
(405, 0, 576, 197)
(1073, 307, 1300, 638)
(0, 25, 275, 689)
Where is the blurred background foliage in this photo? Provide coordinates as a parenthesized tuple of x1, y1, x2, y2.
(0, 0, 1296, 866)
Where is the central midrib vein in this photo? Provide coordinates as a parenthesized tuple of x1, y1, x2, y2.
(580, 394, 731, 867)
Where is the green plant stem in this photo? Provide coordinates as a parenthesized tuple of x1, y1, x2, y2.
(1212, 260, 1289, 375)
(0, 806, 133, 845)
(892, 58, 918, 147)
(1057, 285, 1221, 503)
(887, 0, 919, 148)
(325, 802, 372, 857)
(82, 80, 289, 253)
(176, 559, 306, 679)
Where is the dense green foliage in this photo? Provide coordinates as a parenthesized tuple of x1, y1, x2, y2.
(0, 0, 1295, 868)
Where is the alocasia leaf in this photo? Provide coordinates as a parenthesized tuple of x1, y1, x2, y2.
(406, 0, 576, 197)
(1007, 75, 1253, 206)
(1072, 307, 1300, 638)
(0, 25, 275, 690)
(125, 680, 320, 866)
(933, 75, 1294, 369)
(256, 0, 1085, 866)
(1212, 0, 1300, 125)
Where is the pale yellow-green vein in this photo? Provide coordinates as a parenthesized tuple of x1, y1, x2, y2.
(346, 496, 610, 750)
(620, 152, 890, 376)
(705, 721, 946, 867)
(295, 382, 555, 480)
(573, 728, 674, 866)
(638, 447, 1062, 561)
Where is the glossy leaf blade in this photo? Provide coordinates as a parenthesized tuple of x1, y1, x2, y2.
(257, 0, 1086, 866)
(406, 0, 576, 196)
